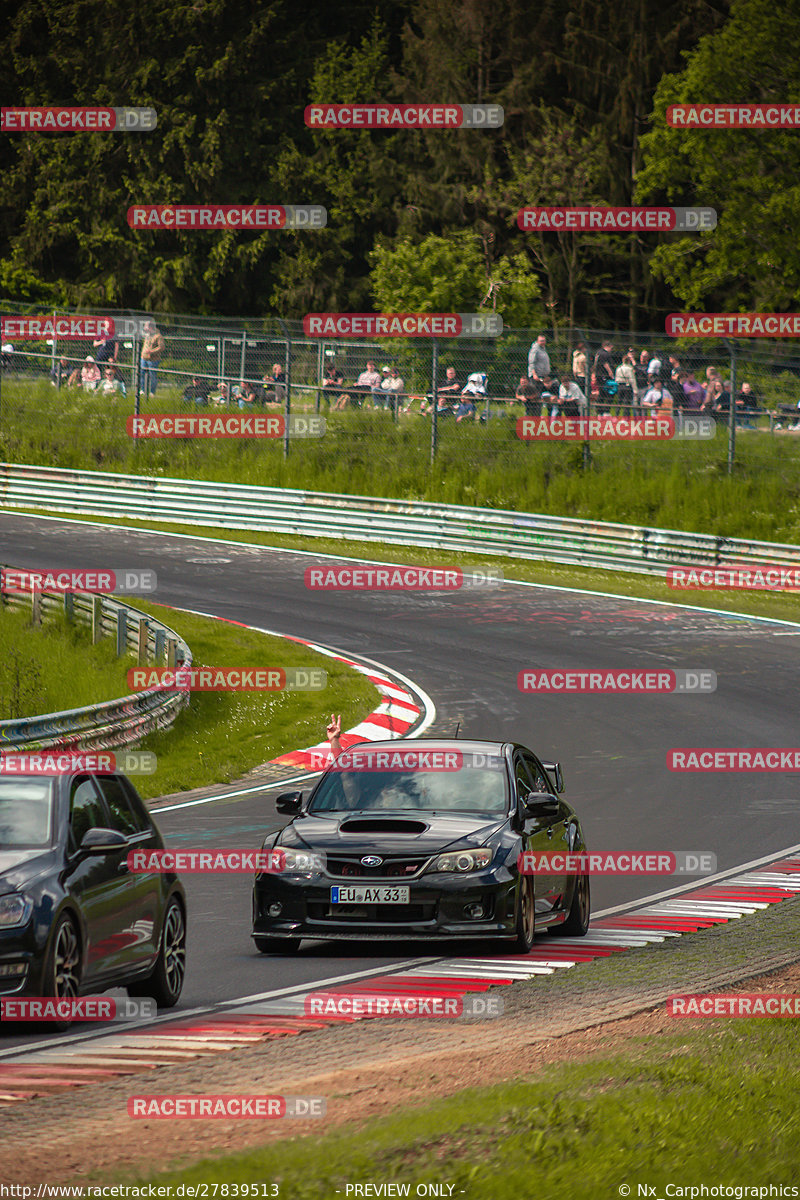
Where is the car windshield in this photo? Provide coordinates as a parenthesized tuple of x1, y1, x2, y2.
(0, 780, 54, 848)
(309, 765, 508, 814)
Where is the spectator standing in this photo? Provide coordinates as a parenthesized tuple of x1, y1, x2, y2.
(641, 378, 673, 414)
(572, 342, 588, 394)
(593, 339, 616, 413)
(681, 371, 705, 411)
(140, 321, 165, 395)
(456, 373, 488, 423)
(647, 352, 662, 379)
(614, 352, 637, 415)
(736, 381, 759, 426)
(93, 328, 118, 367)
(527, 334, 551, 382)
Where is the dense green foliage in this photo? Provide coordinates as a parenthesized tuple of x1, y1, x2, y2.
(2, 0, 749, 326)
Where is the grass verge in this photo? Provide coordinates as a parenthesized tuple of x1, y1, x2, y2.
(121, 1016, 800, 1196)
(0, 594, 378, 800)
(3, 379, 800, 542)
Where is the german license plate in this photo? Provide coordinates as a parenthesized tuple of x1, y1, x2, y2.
(330, 886, 410, 904)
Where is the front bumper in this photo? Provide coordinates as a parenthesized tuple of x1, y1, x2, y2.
(252, 869, 518, 941)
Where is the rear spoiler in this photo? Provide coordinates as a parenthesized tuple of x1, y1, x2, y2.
(540, 760, 565, 794)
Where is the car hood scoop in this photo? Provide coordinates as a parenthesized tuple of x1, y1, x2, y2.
(338, 818, 429, 835)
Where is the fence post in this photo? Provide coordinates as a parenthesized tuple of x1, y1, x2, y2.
(727, 340, 736, 476)
(133, 329, 141, 442)
(239, 327, 247, 383)
(64, 593, 74, 623)
(430, 337, 439, 466)
(31, 592, 42, 626)
(280, 320, 291, 460)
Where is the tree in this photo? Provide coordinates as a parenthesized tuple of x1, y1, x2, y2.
(636, 0, 800, 310)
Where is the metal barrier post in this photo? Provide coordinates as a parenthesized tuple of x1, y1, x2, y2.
(64, 593, 74, 623)
(137, 618, 148, 666)
(728, 340, 737, 476)
(92, 595, 103, 643)
(116, 609, 128, 657)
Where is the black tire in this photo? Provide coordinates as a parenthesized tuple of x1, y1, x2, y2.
(509, 876, 535, 953)
(128, 896, 186, 1007)
(254, 936, 301, 954)
(40, 913, 82, 1031)
(560, 873, 591, 937)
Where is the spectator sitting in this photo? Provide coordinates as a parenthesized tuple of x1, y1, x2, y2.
(384, 365, 406, 413)
(515, 375, 540, 417)
(559, 371, 587, 418)
(346, 360, 381, 409)
(50, 356, 70, 388)
(69, 355, 100, 391)
(98, 365, 127, 398)
(538, 373, 561, 417)
(321, 362, 349, 409)
(263, 363, 287, 405)
(210, 380, 229, 405)
(371, 365, 393, 409)
(183, 375, 211, 405)
(641, 377, 673, 415)
(421, 366, 460, 414)
(455, 373, 488, 423)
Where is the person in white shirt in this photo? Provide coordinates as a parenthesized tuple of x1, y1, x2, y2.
(559, 371, 588, 417)
(614, 352, 637, 414)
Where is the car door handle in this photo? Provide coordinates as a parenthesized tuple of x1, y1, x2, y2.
(547, 827, 555, 839)
(117, 861, 130, 875)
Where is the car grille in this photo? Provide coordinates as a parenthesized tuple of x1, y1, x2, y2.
(325, 857, 428, 879)
(307, 902, 435, 923)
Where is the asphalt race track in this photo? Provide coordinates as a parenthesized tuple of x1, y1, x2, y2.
(2, 511, 799, 1051)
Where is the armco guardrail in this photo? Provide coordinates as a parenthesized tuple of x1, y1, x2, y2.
(1, 462, 799, 576)
(0, 575, 192, 752)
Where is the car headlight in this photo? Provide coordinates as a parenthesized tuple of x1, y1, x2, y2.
(426, 849, 493, 874)
(270, 846, 323, 874)
(0, 894, 33, 929)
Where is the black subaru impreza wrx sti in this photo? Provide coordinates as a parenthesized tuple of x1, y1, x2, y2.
(252, 738, 590, 953)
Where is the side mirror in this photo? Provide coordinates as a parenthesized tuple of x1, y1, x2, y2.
(79, 827, 128, 855)
(542, 761, 565, 793)
(276, 792, 302, 815)
(523, 792, 560, 820)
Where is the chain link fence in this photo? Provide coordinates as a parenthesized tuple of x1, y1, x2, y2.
(2, 302, 800, 497)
